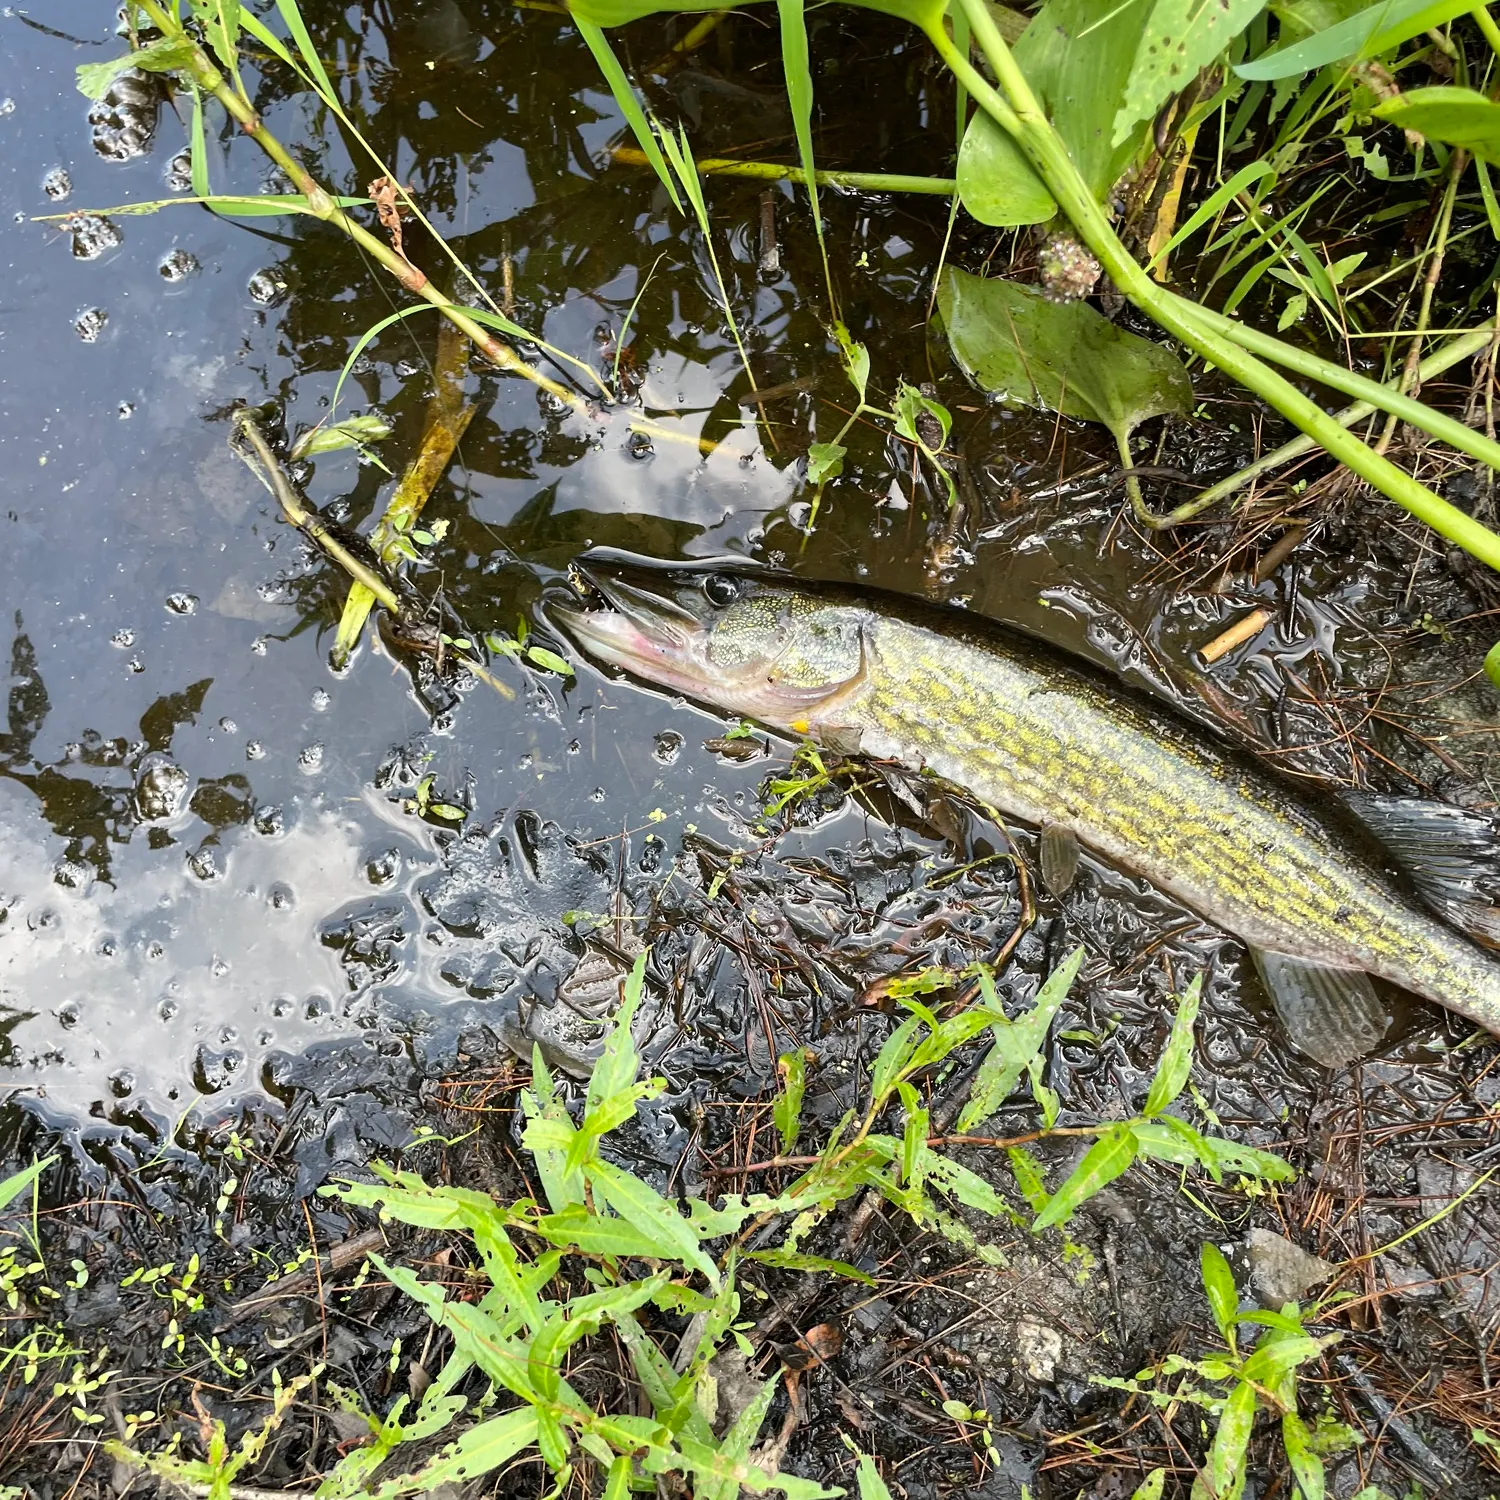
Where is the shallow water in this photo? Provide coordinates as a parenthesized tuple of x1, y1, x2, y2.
(1, 1, 1493, 1143)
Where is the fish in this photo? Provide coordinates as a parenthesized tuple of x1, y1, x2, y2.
(549, 549, 1500, 1067)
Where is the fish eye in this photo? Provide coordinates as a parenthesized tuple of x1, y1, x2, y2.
(702, 573, 743, 608)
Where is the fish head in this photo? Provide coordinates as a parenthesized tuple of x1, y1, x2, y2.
(551, 549, 870, 733)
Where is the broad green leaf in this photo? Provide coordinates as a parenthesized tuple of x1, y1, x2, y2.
(1198, 1135, 1296, 1182)
(1007, 1145, 1051, 1214)
(192, 0, 244, 73)
(774, 1050, 807, 1155)
(870, 1014, 922, 1103)
(0, 1156, 55, 1215)
(371, 1407, 539, 1497)
(603, 1456, 633, 1500)
(1200, 1241, 1239, 1346)
(1235, 0, 1476, 79)
(526, 645, 574, 677)
(1130, 1472, 1167, 1500)
(833, 323, 870, 402)
(956, 0, 1155, 227)
(588, 1160, 720, 1286)
(923, 1148, 1008, 1218)
(1032, 1124, 1137, 1231)
(746, 1248, 874, 1284)
(1114, 0, 1266, 146)
(1282, 1412, 1326, 1500)
(76, 38, 197, 99)
(1238, 1332, 1335, 1388)
(806, 441, 846, 485)
(529, 1203, 668, 1262)
(1143, 974, 1203, 1116)
(585, 949, 647, 1118)
(937, 268, 1193, 453)
(1373, 86, 1500, 165)
(958, 946, 1084, 1131)
(1191, 1378, 1254, 1500)
(850, 1444, 893, 1500)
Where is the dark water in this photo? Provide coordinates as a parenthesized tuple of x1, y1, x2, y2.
(1, 1, 1494, 1148)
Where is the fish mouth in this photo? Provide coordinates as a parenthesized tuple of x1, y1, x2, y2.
(547, 549, 735, 693)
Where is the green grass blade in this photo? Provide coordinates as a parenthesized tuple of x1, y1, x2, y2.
(577, 19, 683, 212)
(1147, 158, 1273, 270)
(190, 85, 211, 200)
(274, 0, 339, 106)
(776, 0, 821, 236)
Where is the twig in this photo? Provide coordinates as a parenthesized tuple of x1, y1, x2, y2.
(1199, 608, 1272, 665)
(611, 144, 956, 196)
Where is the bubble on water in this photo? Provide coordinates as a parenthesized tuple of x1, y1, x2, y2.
(97, 936, 117, 958)
(210, 957, 230, 978)
(253, 804, 284, 836)
(52, 858, 92, 890)
(165, 591, 198, 615)
(272, 994, 295, 1018)
(28, 908, 58, 933)
(218, 717, 237, 734)
(145, 941, 165, 961)
(89, 69, 158, 161)
(42, 167, 71, 202)
(366, 849, 400, 886)
(268, 882, 296, 911)
(134, 752, 189, 823)
(305, 994, 331, 1020)
(118, 401, 134, 419)
(590, 787, 606, 803)
(159, 247, 199, 283)
(247, 268, 287, 306)
(537, 389, 568, 417)
(298, 742, 324, 772)
(310, 688, 330, 712)
(110, 628, 134, 649)
(68, 213, 122, 260)
(627, 431, 654, 460)
(653, 730, 684, 765)
(165, 149, 193, 192)
(0, 99, 15, 117)
(394, 359, 420, 378)
(157, 998, 179, 1022)
(250, 637, 268, 656)
(126, 655, 144, 674)
(56, 1002, 79, 1031)
(108, 1070, 135, 1099)
(74, 307, 108, 342)
(187, 845, 222, 882)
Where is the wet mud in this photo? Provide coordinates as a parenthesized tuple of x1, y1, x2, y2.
(2, 2, 1500, 1496)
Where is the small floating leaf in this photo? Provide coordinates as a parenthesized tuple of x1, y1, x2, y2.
(526, 646, 575, 677)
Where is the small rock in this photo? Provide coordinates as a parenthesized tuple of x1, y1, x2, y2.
(1015, 1318, 1062, 1383)
(1245, 1227, 1337, 1308)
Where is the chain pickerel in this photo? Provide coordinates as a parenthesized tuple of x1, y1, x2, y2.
(551, 549, 1500, 1065)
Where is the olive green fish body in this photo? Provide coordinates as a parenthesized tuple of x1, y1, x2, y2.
(842, 614, 1500, 1029)
(555, 552, 1500, 1054)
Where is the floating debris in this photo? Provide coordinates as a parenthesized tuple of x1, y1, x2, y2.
(247, 267, 288, 306)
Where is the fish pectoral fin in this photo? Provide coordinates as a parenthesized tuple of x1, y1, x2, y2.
(1039, 824, 1081, 897)
(1250, 948, 1391, 1068)
(1347, 792, 1500, 949)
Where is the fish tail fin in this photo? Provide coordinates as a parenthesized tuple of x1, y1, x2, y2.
(1348, 793, 1500, 950)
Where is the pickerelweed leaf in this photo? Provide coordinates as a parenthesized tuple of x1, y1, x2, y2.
(1234, 0, 1475, 79)
(956, 0, 1154, 227)
(1114, 0, 1266, 147)
(806, 441, 846, 486)
(1373, 86, 1500, 165)
(937, 268, 1193, 450)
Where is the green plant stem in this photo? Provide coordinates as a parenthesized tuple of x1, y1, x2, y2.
(611, 144, 956, 194)
(233, 413, 402, 612)
(132, 0, 735, 457)
(1475, 3, 1500, 56)
(933, 0, 1500, 573)
(1178, 291, 1500, 478)
(1164, 324, 1499, 520)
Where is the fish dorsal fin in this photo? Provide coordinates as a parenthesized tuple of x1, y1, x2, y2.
(1250, 949, 1391, 1067)
(1347, 793, 1500, 949)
